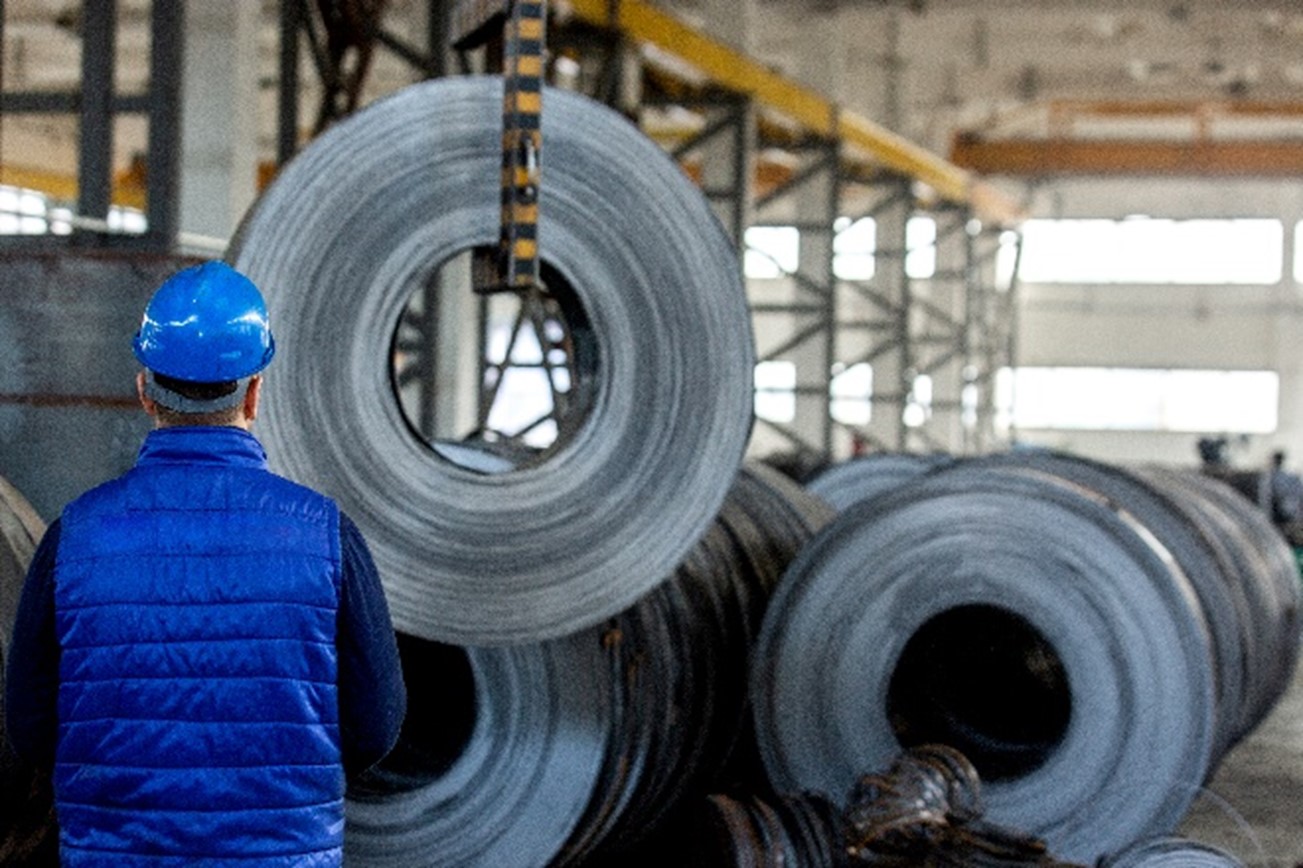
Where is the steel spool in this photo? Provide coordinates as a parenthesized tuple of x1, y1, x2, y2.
(806, 452, 953, 512)
(751, 459, 1224, 863)
(228, 75, 755, 645)
(342, 464, 831, 866)
(1100, 837, 1246, 868)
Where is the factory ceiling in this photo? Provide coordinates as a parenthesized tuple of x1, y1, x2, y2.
(0, 0, 1301, 199)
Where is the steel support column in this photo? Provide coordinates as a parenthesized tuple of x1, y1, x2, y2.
(144, 0, 184, 249)
(78, 0, 116, 222)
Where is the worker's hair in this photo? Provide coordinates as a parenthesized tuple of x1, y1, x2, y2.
(151, 372, 244, 427)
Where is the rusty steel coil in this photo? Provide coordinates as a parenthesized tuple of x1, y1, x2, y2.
(229, 75, 754, 645)
(688, 790, 847, 868)
(343, 464, 831, 866)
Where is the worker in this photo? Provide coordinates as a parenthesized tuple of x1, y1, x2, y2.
(3, 261, 407, 865)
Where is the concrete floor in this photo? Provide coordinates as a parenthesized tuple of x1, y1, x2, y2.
(1178, 650, 1303, 867)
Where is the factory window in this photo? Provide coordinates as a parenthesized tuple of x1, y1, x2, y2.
(1295, 221, 1303, 283)
(831, 362, 873, 425)
(1018, 218, 1283, 285)
(754, 360, 796, 423)
(0, 184, 146, 236)
(833, 218, 873, 280)
(1006, 367, 1278, 433)
(0, 186, 50, 234)
(745, 226, 799, 278)
(832, 217, 938, 281)
(745, 217, 937, 280)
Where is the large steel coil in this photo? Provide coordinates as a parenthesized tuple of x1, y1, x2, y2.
(1132, 466, 1301, 739)
(806, 452, 952, 512)
(0, 473, 55, 865)
(228, 75, 755, 645)
(344, 464, 831, 866)
(751, 456, 1266, 863)
(975, 452, 1287, 756)
(1100, 837, 1245, 867)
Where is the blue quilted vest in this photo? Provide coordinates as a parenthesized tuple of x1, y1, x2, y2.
(53, 426, 344, 866)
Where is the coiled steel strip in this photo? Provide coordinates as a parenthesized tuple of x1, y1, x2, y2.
(751, 461, 1220, 864)
(807, 452, 953, 512)
(343, 464, 830, 866)
(229, 75, 755, 645)
(1133, 466, 1301, 740)
(970, 452, 1256, 758)
(1099, 837, 1245, 867)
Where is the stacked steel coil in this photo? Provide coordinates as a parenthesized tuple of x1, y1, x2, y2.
(807, 452, 953, 512)
(687, 790, 847, 868)
(1099, 837, 1245, 867)
(343, 463, 833, 866)
(229, 74, 755, 646)
(0, 474, 55, 865)
(751, 450, 1300, 865)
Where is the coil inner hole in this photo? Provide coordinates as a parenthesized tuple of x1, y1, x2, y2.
(886, 604, 1071, 782)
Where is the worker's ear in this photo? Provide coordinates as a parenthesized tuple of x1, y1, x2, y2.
(243, 375, 262, 424)
(136, 371, 158, 418)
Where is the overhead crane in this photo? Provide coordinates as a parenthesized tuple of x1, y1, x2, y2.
(951, 99, 1303, 178)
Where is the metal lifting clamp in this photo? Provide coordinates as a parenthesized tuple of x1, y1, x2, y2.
(453, 0, 547, 294)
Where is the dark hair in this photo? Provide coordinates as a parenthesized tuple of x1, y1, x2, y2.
(152, 372, 240, 401)
(149, 372, 246, 427)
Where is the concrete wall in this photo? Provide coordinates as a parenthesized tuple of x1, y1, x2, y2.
(0, 251, 200, 521)
(1012, 176, 1303, 471)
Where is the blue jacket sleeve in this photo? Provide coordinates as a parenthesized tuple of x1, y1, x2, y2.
(4, 518, 61, 770)
(337, 512, 406, 781)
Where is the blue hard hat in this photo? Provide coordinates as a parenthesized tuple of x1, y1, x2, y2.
(132, 261, 276, 382)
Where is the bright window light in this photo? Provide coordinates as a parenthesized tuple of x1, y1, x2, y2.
(1295, 221, 1303, 284)
(745, 226, 799, 279)
(755, 360, 796, 423)
(906, 216, 936, 279)
(1010, 367, 1278, 433)
(834, 218, 875, 281)
(996, 230, 1020, 291)
(831, 362, 872, 424)
(1018, 218, 1283, 285)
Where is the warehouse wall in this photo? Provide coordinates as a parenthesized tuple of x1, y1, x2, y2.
(1012, 176, 1303, 469)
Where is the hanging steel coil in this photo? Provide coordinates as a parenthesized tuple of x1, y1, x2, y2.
(1099, 837, 1246, 867)
(750, 454, 1282, 863)
(806, 452, 953, 512)
(228, 75, 755, 645)
(0, 474, 56, 866)
(343, 463, 831, 866)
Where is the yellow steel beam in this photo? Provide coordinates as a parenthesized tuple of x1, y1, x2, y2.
(1044, 98, 1303, 119)
(950, 136, 1303, 178)
(561, 0, 1023, 224)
